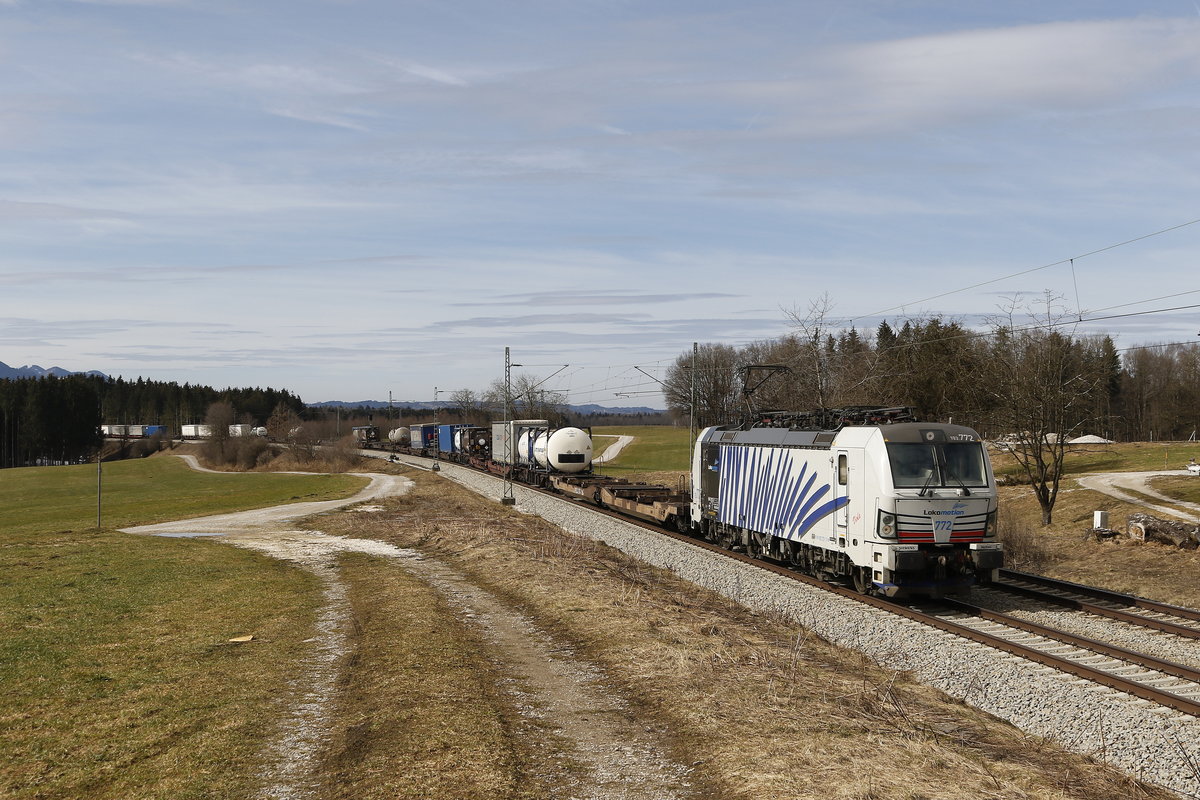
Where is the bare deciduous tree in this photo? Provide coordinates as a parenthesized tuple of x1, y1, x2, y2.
(485, 374, 568, 424)
(266, 401, 299, 442)
(202, 400, 235, 466)
(450, 389, 485, 423)
(984, 294, 1109, 525)
(662, 343, 740, 428)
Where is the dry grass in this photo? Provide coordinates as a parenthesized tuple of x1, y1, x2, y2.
(1148, 475, 1200, 505)
(314, 470, 1170, 800)
(1001, 481, 1200, 608)
(318, 552, 555, 800)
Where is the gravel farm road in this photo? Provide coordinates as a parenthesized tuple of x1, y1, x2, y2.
(1076, 469, 1200, 524)
(120, 455, 689, 800)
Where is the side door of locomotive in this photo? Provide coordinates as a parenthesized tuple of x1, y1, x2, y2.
(834, 448, 865, 547)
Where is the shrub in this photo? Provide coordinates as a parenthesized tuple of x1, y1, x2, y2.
(996, 507, 1052, 571)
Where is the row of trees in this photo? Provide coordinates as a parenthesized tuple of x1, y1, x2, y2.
(0, 375, 101, 469)
(98, 376, 304, 431)
(0, 374, 306, 469)
(660, 294, 1188, 524)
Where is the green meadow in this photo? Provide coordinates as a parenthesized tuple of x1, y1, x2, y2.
(591, 425, 693, 475)
(0, 456, 365, 799)
(1, 455, 364, 537)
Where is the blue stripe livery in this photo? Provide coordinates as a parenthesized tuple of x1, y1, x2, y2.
(717, 445, 848, 539)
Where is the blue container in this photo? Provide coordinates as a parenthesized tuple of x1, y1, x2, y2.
(144, 425, 166, 437)
(438, 424, 467, 453)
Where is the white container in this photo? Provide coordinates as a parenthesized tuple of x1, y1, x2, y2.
(490, 420, 548, 465)
(181, 424, 212, 438)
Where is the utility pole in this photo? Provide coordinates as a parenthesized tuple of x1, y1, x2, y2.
(502, 347, 519, 505)
(96, 449, 102, 529)
(690, 341, 697, 452)
(96, 397, 103, 529)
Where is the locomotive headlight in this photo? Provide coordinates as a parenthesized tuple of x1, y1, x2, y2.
(984, 510, 998, 538)
(877, 511, 897, 539)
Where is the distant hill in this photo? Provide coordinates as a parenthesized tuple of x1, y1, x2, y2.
(0, 360, 109, 380)
(309, 399, 665, 415)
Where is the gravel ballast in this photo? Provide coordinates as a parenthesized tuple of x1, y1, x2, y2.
(395, 455, 1200, 798)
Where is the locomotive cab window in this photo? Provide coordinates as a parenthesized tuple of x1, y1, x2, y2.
(837, 454, 848, 485)
(886, 442, 987, 489)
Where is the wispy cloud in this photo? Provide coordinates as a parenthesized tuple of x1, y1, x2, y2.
(722, 18, 1200, 138)
(0, 199, 129, 221)
(454, 291, 739, 307)
(397, 61, 469, 87)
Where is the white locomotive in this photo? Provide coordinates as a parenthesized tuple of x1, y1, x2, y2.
(690, 409, 1002, 597)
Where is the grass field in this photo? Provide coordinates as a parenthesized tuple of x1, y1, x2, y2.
(1, 455, 365, 537)
(591, 425, 692, 484)
(0, 456, 366, 799)
(990, 440, 1200, 480)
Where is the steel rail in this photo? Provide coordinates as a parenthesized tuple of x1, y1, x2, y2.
(386, 451, 1200, 716)
(999, 568, 1200, 623)
(990, 580, 1200, 640)
(933, 597, 1200, 684)
(895, 598, 1200, 716)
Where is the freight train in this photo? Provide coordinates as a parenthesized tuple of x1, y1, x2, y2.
(358, 407, 1003, 598)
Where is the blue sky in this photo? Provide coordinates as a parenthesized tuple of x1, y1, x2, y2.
(3, 1, 1200, 405)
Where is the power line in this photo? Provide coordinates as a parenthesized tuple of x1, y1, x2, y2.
(851, 216, 1200, 323)
(1085, 289, 1200, 316)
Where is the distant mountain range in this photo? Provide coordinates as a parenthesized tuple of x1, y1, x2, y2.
(310, 399, 666, 415)
(0, 360, 109, 380)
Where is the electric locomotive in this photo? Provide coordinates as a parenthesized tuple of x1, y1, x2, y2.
(691, 408, 1002, 597)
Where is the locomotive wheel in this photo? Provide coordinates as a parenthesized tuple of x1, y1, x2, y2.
(746, 538, 764, 560)
(852, 567, 872, 595)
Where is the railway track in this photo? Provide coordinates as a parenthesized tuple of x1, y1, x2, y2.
(383, 450, 1200, 718)
(993, 568, 1200, 636)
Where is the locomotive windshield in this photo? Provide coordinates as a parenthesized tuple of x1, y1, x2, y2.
(886, 442, 989, 489)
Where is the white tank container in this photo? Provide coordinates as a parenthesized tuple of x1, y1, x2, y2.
(533, 427, 593, 473)
(517, 430, 535, 463)
(388, 427, 410, 444)
(533, 431, 551, 468)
